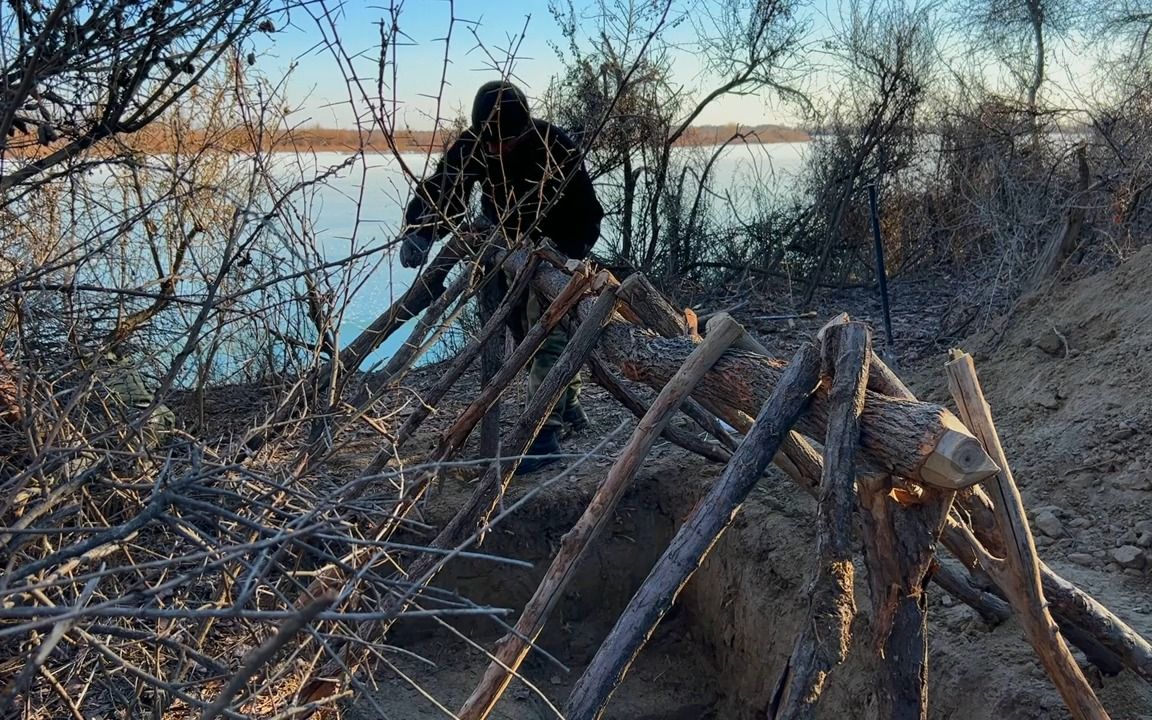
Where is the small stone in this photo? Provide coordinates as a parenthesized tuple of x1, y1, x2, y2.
(1034, 509, 1066, 538)
(1137, 520, 1152, 536)
(1034, 328, 1066, 356)
(1125, 568, 1145, 578)
(1140, 533, 1152, 549)
(1036, 393, 1061, 410)
(1070, 517, 1090, 529)
(1121, 531, 1139, 545)
(1109, 426, 1137, 443)
(1110, 474, 1152, 491)
(1068, 553, 1095, 566)
(1111, 545, 1146, 569)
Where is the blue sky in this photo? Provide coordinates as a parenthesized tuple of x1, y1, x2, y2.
(257, 0, 804, 130)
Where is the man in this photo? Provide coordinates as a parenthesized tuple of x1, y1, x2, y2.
(397, 80, 604, 474)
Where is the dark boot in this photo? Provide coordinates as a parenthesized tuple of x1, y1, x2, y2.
(562, 402, 590, 436)
(515, 425, 562, 475)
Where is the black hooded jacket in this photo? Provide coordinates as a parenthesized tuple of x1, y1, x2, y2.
(402, 118, 604, 260)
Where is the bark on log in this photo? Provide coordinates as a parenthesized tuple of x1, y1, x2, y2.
(1037, 562, 1152, 683)
(502, 248, 998, 490)
(932, 559, 1011, 626)
(564, 342, 822, 720)
(478, 272, 505, 460)
(768, 323, 869, 720)
(587, 353, 732, 464)
(614, 273, 732, 449)
(455, 315, 747, 720)
(616, 272, 693, 338)
(946, 351, 1109, 720)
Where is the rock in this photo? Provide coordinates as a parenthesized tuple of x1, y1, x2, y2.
(1034, 509, 1066, 538)
(1109, 426, 1138, 443)
(1111, 545, 1146, 570)
(1121, 530, 1139, 545)
(1137, 520, 1152, 536)
(1110, 474, 1152, 491)
(1140, 533, 1152, 549)
(1068, 553, 1096, 567)
(1035, 393, 1061, 411)
(1069, 517, 1090, 529)
(1034, 328, 1066, 356)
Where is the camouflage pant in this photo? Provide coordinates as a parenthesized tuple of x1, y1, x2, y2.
(523, 289, 582, 431)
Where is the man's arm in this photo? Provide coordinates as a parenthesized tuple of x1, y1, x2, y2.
(398, 132, 485, 267)
(546, 124, 604, 258)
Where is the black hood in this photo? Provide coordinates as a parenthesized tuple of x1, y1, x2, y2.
(470, 80, 531, 142)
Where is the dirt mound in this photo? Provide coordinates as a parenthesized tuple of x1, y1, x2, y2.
(345, 248, 1152, 719)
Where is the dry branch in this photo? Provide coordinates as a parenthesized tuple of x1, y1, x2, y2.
(768, 322, 869, 720)
(946, 350, 1109, 720)
(456, 314, 747, 720)
(564, 341, 823, 720)
(360, 262, 586, 478)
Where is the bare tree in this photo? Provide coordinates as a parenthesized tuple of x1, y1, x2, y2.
(0, 0, 284, 199)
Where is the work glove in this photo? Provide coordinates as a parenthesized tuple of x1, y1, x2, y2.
(398, 229, 434, 269)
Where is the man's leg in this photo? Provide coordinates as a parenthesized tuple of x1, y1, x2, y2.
(524, 290, 569, 433)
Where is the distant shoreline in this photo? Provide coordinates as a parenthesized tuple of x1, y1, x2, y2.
(3, 124, 811, 158)
(274, 124, 810, 154)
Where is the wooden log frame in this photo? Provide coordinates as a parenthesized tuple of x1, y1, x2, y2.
(455, 314, 747, 720)
(768, 322, 870, 720)
(502, 248, 999, 491)
(564, 341, 823, 720)
(619, 290, 1152, 691)
(945, 350, 1109, 720)
(294, 278, 621, 708)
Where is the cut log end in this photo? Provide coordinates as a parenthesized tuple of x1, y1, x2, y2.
(919, 426, 1000, 490)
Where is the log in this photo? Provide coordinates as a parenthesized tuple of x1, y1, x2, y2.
(455, 314, 747, 720)
(478, 270, 506, 460)
(300, 258, 483, 469)
(237, 232, 479, 461)
(586, 353, 732, 464)
(615, 274, 732, 449)
(932, 559, 1011, 626)
(1038, 562, 1152, 683)
(768, 323, 869, 720)
(945, 351, 1109, 720)
(564, 341, 822, 720)
(402, 283, 621, 583)
(436, 268, 595, 458)
(336, 233, 477, 375)
(502, 248, 998, 490)
(944, 476, 1152, 680)
(616, 272, 693, 339)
